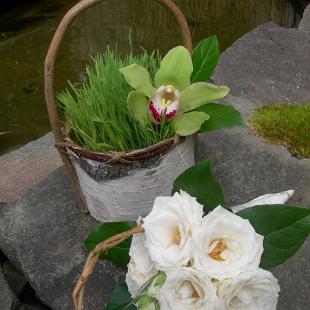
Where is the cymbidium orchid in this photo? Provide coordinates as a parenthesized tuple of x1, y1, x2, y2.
(120, 46, 229, 136)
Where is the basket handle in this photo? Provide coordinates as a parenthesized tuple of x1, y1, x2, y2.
(44, 0, 193, 213)
(72, 225, 144, 309)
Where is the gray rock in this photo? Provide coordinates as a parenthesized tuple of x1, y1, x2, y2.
(199, 22, 310, 309)
(0, 167, 124, 310)
(212, 22, 310, 104)
(299, 3, 310, 31)
(0, 264, 18, 309)
(2, 260, 28, 295)
(198, 123, 310, 208)
(272, 238, 310, 310)
(0, 132, 62, 204)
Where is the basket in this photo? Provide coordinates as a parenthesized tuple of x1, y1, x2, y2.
(73, 225, 144, 310)
(44, 0, 193, 217)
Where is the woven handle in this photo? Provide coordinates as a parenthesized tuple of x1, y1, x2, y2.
(72, 225, 144, 309)
(44, 0, 193, 213)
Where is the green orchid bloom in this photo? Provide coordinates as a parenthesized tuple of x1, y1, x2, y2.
(119, 46, 229, 136)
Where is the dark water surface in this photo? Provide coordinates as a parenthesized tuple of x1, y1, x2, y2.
(0, 0, 299, 154)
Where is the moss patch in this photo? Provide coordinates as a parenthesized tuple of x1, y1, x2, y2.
(248, 103, 310, 158)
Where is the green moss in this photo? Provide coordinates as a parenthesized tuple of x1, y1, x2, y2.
(248, 103, 310, 158)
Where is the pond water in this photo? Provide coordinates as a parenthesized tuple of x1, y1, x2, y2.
(0, 0, 299, 154)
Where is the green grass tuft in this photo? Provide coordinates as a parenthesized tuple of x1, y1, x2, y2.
(248, 103, 310, 158)
(57, 49, 174, 152)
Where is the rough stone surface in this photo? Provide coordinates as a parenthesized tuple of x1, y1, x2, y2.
(272, 238, 310, 310)
(299, 3, 310, 31)
(0, 264, 18, 309)
(198, 22, 310, 309)
(2, 260, 28, 295)
(0, 132, 62, 203)
(212, 22, 310, 104)
(0, 168, 124, 310)
(198, 116, 310, 208)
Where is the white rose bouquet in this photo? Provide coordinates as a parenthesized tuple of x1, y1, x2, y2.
(84, 159, 310, 310)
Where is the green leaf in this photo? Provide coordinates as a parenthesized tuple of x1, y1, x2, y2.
(105, 283, 135, 310)
(191, 35, 220, 83)
(119, 64, 155, 97)
(127, 91, 150, 126)
(155, 46, 192, 91)
(85, 221, 136, 269)
(172, 158, 228, 213)
(237, 205, 310, 269)
(197, 103, 244, 132)
(179, 82, 229, 113)
(172, 111, 209, 136)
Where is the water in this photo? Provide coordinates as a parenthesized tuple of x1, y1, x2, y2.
(0, 0, 299, 154)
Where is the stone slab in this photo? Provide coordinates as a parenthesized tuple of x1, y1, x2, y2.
(212, 22, 310, 104)
(299, 3, 310, 31)
(0, 132, 62, 203)
(0, 167, 124, 310)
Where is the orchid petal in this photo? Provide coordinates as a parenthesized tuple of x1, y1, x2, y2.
(127, 91, 150, 126)
(120, 64, 155, 98)
(179, 82, 230, 113)
(172, 111, 209, 136)
(154, 46, 192, 91)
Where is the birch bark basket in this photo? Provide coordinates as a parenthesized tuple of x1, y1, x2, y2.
(44, 0, 193, 215)
(71, 137, 195, 222)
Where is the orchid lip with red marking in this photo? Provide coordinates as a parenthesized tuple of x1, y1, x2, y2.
(149, 85, 180, 123)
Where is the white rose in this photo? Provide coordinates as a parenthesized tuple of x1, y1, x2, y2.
(142, 191, 203, 270)
(218, 269, 280, 310)
(126, 234, 157, 297)
(157, 267, 220, 310)
(193, 206, 263, 280)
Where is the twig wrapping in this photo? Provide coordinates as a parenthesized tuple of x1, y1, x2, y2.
(72, 225, 145, 310)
